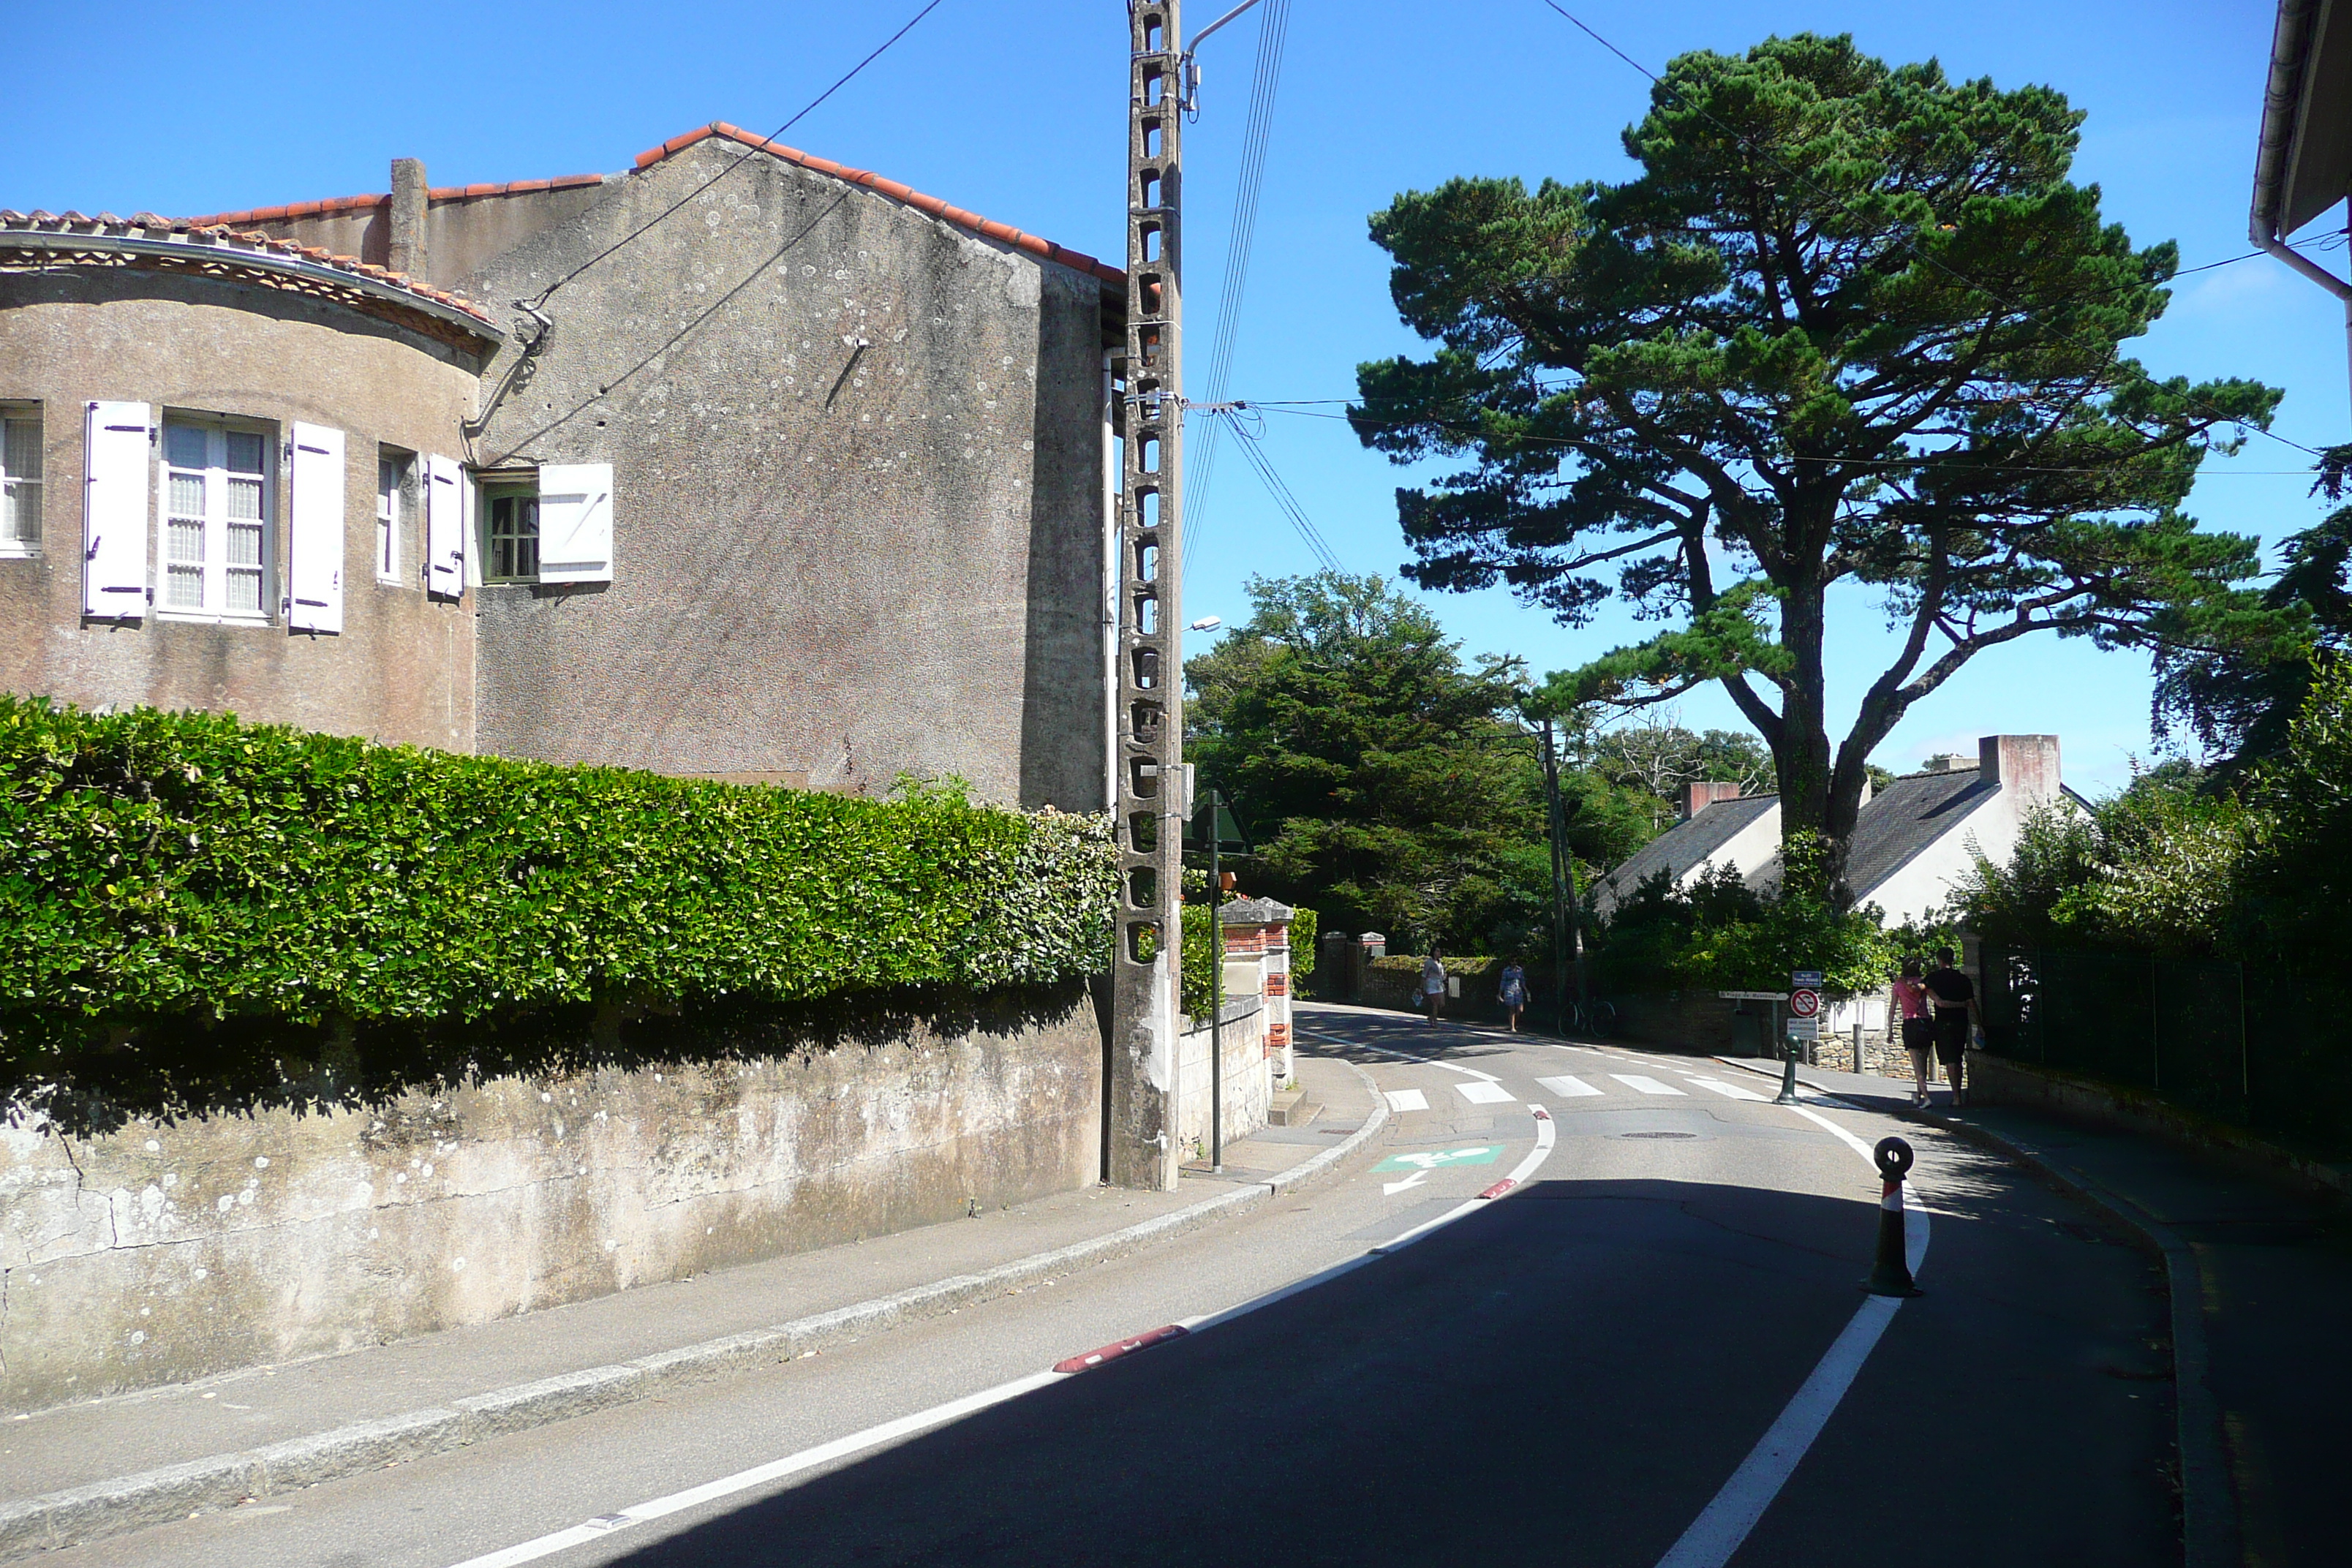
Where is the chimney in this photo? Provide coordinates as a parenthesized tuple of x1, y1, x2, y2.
(388, 158, 428, 279)
(1979, 734, 2060, 805)
(1681, 780, 1742, 821)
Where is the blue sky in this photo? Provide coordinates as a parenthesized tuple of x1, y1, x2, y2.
(9, 0, 2338, 794)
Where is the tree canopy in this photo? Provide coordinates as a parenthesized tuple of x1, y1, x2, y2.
(1352, 32, 2283, 899)
(1184, 572, 1650, 950)
(2155, 507, 2351, 779)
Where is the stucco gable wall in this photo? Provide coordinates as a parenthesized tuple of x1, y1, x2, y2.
(1857, 785, 2084, 927)
(454, 140, 1108, 806)
(1684, 799, 1782, 887)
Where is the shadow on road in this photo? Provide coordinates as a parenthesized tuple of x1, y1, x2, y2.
(604, 1164, 2174, 1568)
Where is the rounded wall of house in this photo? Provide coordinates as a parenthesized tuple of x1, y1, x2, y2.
(0, 267, 486, 751)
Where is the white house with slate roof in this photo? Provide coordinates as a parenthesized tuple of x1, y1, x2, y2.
(1595, 734, 2086, 927)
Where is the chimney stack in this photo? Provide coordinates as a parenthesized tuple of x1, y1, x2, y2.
(1681, 780, 1743, 821)
(388, 158, 428, 279)
(1980, 734, 2060, 805)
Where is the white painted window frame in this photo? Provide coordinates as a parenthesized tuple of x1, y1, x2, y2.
(157, 413, 276, 624)
(0, 402, 41, 557)
(376, 449, 410, 585)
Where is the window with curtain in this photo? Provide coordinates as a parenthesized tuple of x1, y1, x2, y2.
(0, 406, 39, 555)
(161, 417, 273, 619)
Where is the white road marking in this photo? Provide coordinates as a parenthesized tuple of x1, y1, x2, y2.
(1319, 1034, 1500, 1082)
(1382, 1169, 1433, 1196)
(1653, 1295, 1905, 1568)
(1454, 1080, 1516, 1105)
(1610, 1074, 1686, 1096)
(1374, 1107, 1557, 1255)
(1653, 1080, 1937, 1568)
(1383, 1088, 1430, 1112)
(1537, 1074, 1602, 1098)
(445, 1371, 1065, 1568)
(1690, 1077, 1768, 1102)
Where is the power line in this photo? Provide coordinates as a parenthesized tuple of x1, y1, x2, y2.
(1185, 0, 1294, 577)
(527, 0, 949, 310)
(1207, 406, 1342, 570)
(1533, 0, 2316, 460)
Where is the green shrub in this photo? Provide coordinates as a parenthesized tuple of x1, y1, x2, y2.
(0, 698, 1114, 1117)
(1286, 905, 1319, 996)
(1596, 835, 1894, 998)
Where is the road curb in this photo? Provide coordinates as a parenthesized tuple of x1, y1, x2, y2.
(0, 1063, 1390, 1560)
(1708, 1052, 2238, 1568)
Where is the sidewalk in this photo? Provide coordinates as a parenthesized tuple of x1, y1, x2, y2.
(1700, 1047, 2352, 1568)
(0, 1050, 1383, 1555)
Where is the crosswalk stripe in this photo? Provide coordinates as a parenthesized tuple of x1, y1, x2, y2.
(1384, 1088, 1430, 1112)
(1609, 1074, 1686, 1097)
(1453, 1080, 1517, 1105)
(1537, 1074, 1603, 1098)
(1691, 1077, 1768, 1101)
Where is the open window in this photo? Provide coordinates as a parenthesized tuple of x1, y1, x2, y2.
(478, 462, 614, 586)
(377, 447, 416, 585)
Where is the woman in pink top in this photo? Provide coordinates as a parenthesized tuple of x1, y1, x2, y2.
(1893, 958, 1934, 1107)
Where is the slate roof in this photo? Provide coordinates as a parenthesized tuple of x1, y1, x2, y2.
(1746, 768, 1997, 902)
(180, 122, 1127, 293)
(1594, 794, 1778, 913)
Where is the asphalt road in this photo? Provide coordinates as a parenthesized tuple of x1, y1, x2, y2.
(59, 1004, 2177, 1568)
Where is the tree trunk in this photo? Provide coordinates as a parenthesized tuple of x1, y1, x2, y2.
(1768, 578, 1849, 901)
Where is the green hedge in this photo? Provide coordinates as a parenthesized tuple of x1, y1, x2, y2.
(1, 698, 1115, 1112)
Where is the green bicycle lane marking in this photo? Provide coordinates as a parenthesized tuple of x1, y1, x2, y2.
(1371, 1146, 1503, 1173)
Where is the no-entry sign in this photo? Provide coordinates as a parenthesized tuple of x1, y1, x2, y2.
(1789, 989, 1822, 1017)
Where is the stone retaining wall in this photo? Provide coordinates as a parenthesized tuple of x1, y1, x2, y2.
(1175, 996, 1271, 1156)
(0, 991, 1103, 1413)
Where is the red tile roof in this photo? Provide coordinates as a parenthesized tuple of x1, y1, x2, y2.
(175, 124, 1126, 292)
(636, 123, 1126, 288)
(0, 209, 500, 330)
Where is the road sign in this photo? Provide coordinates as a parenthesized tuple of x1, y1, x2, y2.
(1788, 989, 1821, 1018)
(1371, 1146, 1501, 1172)
(1791, 970, 1825, 988)
(1785, 1017, 1821, 1040)
(1718, 990, 1790, 1002)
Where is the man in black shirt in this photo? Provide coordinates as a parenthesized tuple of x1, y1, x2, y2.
(1923, 947, 1983, 1107)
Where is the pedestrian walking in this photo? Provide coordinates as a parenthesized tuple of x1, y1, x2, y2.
(1499, 960, 1527, 1033)
(1923, 946, 1984, 1107)
(1893, 957, 1933, 1107)
(1422, 947, 1447, 1027)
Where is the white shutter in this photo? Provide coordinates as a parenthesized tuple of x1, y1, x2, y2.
(82, 400, 150, 617)
(535, 462, 613, 584)
(425, 454, 464, 598)
(287, 422, 345, 633)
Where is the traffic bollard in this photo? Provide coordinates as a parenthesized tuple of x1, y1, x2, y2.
(1866, 1136, 1921, 1297)
(1774, 1040, 1801, 1105)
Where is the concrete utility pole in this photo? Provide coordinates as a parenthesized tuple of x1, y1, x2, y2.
(1108, 0, 1187, 1190)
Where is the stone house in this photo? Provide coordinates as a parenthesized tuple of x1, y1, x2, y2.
(0, 123, 1122, 807)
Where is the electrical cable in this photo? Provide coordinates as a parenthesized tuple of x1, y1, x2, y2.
(526, 0, 949, 311)
(1533, 0, 2318, 459)
(1211, 406, 1342, 570)
(1183, 0, 1292, 576)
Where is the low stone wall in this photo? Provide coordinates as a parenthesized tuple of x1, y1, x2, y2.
(0, 990, 1103, 1413)
(1175, 996, 1271, 1156)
